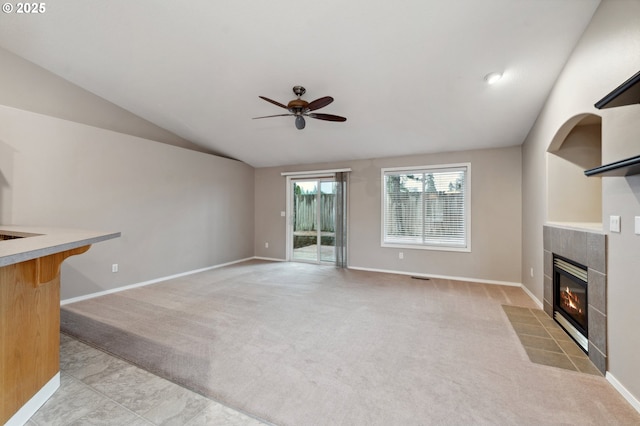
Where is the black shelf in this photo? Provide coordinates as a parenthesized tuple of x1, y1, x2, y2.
(595, 70, 640, 109)
(587, 72, 640, 177)
(585, 155, 640, 177)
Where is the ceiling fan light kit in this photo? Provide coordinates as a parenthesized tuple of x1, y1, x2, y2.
(254, 86, 347, 130)
(484, 72, 503, 85)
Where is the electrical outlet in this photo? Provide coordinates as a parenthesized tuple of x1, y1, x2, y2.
(112, 264, 119, 273)
(530, 268, 534, 278)
(265, 242, 269, 248)
(399, 252, 404, 260)
(610, 215, 621, 233)
(635, 216, 640, 235)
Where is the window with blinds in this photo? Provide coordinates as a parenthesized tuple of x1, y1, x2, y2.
(381, 163, 470, 251)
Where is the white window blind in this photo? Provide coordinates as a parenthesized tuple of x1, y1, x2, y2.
(382, 164, 470, 251)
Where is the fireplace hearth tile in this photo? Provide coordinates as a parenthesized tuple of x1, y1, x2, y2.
(503, 305, 602, 376)
(504, 312, 543, 326)
(511, 322, 552, 338)
(531, 309, 548, 319)
(571, 356, 603, 375)
(546, 327, 573, 342)
(501, 305, 531, 315)
(524, 347, 578, 371)
(557, 338, 588, 358)
(518, 334, 563, 353)
(532, 311, 556, 326)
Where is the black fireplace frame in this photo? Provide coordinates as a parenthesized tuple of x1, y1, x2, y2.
(553, 254, 588, 352)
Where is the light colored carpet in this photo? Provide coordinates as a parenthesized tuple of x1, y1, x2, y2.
(61, 260, 640, 425)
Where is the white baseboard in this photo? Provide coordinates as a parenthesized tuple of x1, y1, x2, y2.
(519, 283, 543, 309)
(5, 373, 60, 426)
(61, 257, 255, 305)
(347, 265, 523, 287)
(607, 372, 640, 414)
(252, 261, 526, 291)
(253, 256, 286, 262)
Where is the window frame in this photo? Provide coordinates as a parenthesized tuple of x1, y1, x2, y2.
(380, 163, 471, 252)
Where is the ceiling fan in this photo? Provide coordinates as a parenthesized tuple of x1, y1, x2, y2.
(253, 86, 347, 130)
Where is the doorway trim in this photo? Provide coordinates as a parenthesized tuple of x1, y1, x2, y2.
(281, 168, 352, 177)
(283, 168, 351, 263)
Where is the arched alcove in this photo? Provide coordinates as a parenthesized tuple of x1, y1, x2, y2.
(547, 113, 602, 226)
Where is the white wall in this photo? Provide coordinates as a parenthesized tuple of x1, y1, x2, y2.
(255, 145, 522, 285)
(522, 0, 640, 405)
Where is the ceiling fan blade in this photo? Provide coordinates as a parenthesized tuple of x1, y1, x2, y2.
(308, 113, 347, 122)
(258, 96, 288, 109)
(307, 96, 334, 111)
(252, 113, 294, 119)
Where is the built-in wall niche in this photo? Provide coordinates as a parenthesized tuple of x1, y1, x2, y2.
(547, 114, 602, 228)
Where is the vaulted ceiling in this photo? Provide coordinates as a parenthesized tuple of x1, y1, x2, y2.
(0, 0, 600, 167)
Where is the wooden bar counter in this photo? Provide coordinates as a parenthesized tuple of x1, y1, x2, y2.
(0, 226, 120, 425)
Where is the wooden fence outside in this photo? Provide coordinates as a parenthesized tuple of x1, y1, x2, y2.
(294, 193, 335, 232)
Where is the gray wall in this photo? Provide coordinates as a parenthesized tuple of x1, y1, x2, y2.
(0, 53, 255, 300)
(522, 0, 640, 405)
(0, 47, 212, 154)
(255, 145, 522, 284)
(547, 123, 602, 223)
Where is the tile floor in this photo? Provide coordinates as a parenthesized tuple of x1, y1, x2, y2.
(503, 305, 602, 375)
(25, 333, 267, 426)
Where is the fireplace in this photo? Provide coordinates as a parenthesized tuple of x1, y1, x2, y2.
(544, 225, 607, 373)
(553, 255, 588, 353)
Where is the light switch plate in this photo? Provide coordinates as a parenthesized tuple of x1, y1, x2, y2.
(610, 215, 621, 233)
(635, 216, 640, 235)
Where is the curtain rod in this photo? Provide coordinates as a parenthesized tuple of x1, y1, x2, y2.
(280, 168, 352, 176)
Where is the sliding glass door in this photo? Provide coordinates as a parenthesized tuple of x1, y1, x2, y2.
(291, 179, 337, 264)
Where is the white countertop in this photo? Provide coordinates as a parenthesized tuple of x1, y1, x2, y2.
(0, 225, 120, 267)
(545, 222, 604, 233)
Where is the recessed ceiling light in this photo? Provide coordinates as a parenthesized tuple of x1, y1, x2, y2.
(484, 72, 503, 85)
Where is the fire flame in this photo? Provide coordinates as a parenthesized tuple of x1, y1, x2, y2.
(561, 286, 583, 314)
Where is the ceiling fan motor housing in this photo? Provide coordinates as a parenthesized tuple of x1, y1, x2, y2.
(287, 98, 309, 114)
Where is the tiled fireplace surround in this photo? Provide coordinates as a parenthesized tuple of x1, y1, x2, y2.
(543, 225, 607, 374)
